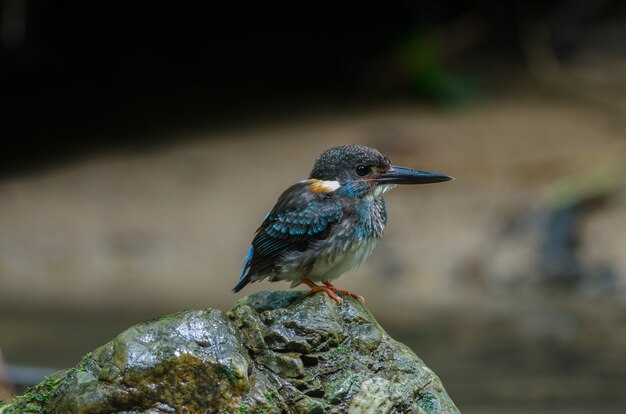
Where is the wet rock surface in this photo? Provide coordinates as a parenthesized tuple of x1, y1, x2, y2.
(0, 292, 459, 414)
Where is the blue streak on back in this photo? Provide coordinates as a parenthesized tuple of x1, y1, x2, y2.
(239, 246, 254, 280)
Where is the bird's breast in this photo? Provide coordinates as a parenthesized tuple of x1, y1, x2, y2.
(306, 234, 380, 282)
(305, 198, 387, 281)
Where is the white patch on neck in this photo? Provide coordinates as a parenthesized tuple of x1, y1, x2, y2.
(370, 184, 396, 198)
(307, 179, 341, 193)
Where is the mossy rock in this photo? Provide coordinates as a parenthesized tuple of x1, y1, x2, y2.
(1, 291, 460, 413)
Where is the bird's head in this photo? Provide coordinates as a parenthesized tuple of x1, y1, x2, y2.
(308, 144, 452, 198)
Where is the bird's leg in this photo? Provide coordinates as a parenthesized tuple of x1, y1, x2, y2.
(323, 281, 365, 303)
(300, 278, 344, 305)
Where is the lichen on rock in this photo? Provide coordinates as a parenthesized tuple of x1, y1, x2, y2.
(0, 291, 460, 414)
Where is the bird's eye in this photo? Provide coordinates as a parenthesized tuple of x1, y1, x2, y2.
(356, 165, 369, 176)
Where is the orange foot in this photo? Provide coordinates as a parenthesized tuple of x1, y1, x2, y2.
(323, 281, 365, 303)
(300, 278, 344, 305)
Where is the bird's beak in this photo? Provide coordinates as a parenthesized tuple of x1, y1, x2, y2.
(375, 165, 453, 185)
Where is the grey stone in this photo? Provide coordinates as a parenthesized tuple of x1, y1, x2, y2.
(0, 291, 460, 414)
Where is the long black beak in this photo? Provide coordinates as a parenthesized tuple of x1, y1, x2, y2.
(376, 165, 453, 185)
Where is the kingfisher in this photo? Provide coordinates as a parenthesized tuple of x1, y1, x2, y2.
(233, 144, 452, 304)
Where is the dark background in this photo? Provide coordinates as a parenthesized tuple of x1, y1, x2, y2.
(3, 1, 609, 173)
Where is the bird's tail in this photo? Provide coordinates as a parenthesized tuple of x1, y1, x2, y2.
(233, 246, 254, 293)
(232, 274, 252, 293)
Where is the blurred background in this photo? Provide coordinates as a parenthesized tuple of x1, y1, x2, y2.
(1, 1, 626, 412)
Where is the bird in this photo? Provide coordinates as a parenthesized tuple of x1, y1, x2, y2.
(233, 144, 452, 304)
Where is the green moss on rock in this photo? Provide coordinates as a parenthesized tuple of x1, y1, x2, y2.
(0, 372, 64, 414)
(1, 292, 460, 413)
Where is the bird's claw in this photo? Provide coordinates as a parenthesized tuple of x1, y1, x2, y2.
(300, 278, 344, 305)
(301, 278, 366, 305)
(304, 287, 344, 305)
(323, 282, 365, 303)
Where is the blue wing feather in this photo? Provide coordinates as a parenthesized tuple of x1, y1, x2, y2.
(255, 202, 341, 257)
(233, 181, 342, 292)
